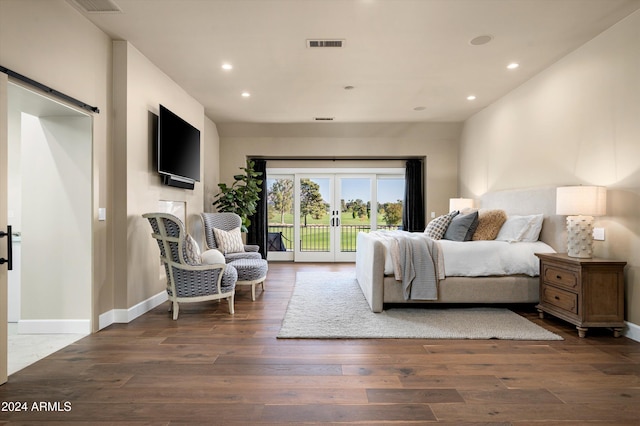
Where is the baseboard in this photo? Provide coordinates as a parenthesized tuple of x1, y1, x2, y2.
(624, 320, 640, 343)
(98, 291, 168, 330)
(17, 319, 91, 335)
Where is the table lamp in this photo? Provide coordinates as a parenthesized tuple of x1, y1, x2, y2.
(556, 186, 606, 258)
(449, 198, 474, 213)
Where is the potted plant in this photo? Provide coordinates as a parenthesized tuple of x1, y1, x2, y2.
(212, 159, 263, 232)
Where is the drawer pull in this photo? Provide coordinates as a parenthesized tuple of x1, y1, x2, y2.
(556, 275, 562, 280)
(554, 296, 560, 300)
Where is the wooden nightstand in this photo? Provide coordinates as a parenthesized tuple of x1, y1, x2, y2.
(535, 253, 626, 338)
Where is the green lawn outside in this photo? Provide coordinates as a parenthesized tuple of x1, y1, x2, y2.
(268, 211, 401, 251)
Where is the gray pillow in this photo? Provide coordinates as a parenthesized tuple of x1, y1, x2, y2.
(443, 211, 479, 241)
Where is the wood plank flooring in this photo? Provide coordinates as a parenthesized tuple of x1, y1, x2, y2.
(1, 262, 640, 424)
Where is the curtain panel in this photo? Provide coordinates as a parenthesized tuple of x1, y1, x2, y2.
(402, 159, 425, 232)
(247, 159, 268, 258)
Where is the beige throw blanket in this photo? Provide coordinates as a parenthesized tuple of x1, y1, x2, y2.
(382, 231, 442, 300)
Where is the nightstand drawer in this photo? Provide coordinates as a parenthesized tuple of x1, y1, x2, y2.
(542, 265, 578, 290)
(542, 285, 578, 314)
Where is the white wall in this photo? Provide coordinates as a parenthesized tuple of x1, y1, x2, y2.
(20, 113, 92, 331)
(459, 11, 640, 326)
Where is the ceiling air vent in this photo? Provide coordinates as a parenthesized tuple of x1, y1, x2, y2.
(307, 39, 345, 48)
(68, 0, 122, 13)
(314, 117, 335, 121)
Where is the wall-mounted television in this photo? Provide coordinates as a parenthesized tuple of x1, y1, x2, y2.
(157, 104, 200, 189)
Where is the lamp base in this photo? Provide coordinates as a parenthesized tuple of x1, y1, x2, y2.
(566, 215, 594, 258)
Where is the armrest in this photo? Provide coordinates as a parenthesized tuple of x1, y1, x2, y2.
(244, 244, 260, 252)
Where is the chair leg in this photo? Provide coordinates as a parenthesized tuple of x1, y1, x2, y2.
(172, 301, 179, 320)
(251, 284, 256, 302)
(228, 294, 235, 315)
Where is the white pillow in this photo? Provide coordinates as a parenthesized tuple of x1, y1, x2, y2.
(519, 214, 544, 242)
(201, 249, 226, 265)
(183, 234, 201, 265)
(496, 214, 544, 242)
(213, 227, 244, 254)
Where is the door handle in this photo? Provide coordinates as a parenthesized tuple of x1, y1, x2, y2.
(0, 225, 13, 270)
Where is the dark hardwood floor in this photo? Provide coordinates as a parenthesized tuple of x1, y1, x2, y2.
(1, 262, 640, 424)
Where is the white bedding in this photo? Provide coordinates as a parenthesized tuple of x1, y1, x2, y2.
(438, 240, 555, 277)
(370, 231, 555, 277)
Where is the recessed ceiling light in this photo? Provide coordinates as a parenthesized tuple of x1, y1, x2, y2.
(469, 35, 493, 46)
(507, 63, 520, 70)
(241, 92, 250, 98)
(222, 63, 233, 70)
(467, 95, 477, 101)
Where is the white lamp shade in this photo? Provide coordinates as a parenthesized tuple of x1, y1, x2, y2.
(449, 198, 474, 212)
(556, 186, 606, 216)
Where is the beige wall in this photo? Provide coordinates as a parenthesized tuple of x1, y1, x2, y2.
(0, 1, 220, 329)
(203, 117, 221, 213)
(113, 41, 206, 308)
(460, 11, 640, 325)
(0, 0, 112, 331)
(217, 122, 462, 219)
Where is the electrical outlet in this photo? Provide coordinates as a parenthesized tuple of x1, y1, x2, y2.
(593, 227, 605, 241)
(98, 208, 106, 221)
(431, 212, 436, 218)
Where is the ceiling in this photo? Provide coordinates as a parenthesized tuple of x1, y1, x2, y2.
(69, 0, 640, 124)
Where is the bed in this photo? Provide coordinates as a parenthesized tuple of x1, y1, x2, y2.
(355, 186, 566, 312)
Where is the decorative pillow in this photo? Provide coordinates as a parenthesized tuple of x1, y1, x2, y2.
(213, 227, 244, 254)
(464, 211, 480, 240)
(499, 213, 544, 242)
(496, 215, 531, 242)
(471, 209, 507, 241)
(424, 211, 458, 240)
(519, 214, 544, 242)
(183, 234, 201, 265)
(201, 248, 226, 265)
(443, 210, 479, 241)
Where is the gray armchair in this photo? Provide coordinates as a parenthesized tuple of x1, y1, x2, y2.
(143, 212, 237, 319)
(201, 212, 262, 262)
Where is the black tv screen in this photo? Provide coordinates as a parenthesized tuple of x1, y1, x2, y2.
(158, 104, 201, 183)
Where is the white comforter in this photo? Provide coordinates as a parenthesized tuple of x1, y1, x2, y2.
(372, 233, 555, 277)
(437, 240, 555, 277)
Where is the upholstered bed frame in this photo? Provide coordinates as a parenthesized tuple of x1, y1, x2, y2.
(355, 186, 566, 313)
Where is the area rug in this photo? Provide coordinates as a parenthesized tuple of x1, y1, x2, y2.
(278, 272, 562, 340)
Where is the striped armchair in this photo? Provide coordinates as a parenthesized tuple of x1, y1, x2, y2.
(143, 212, 237, 319)
(201, 212, 262, 262)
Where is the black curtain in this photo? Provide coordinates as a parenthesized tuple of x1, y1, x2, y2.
(247, 159, 268, 258)
(402, 159, 425, 232)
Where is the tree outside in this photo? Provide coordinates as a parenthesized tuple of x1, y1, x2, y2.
(268, 178, 293, 224)
(382, 201, 403, 226)
(300, 178, 327, 226)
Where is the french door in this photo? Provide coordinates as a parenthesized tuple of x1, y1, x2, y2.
(267, 168, 405, 263)
(294, 174, 374, 262)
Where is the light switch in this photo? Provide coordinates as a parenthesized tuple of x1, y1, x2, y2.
(431, 212, 436, 218)
(593, 227, 605, 241)
(98, 208, 106, 221)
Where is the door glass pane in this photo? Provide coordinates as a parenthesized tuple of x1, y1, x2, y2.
(377, 177, 405, 231)
(339, 177, 371, 252)
(266, 176, 294, 252)
(299, 177, 330, 252)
